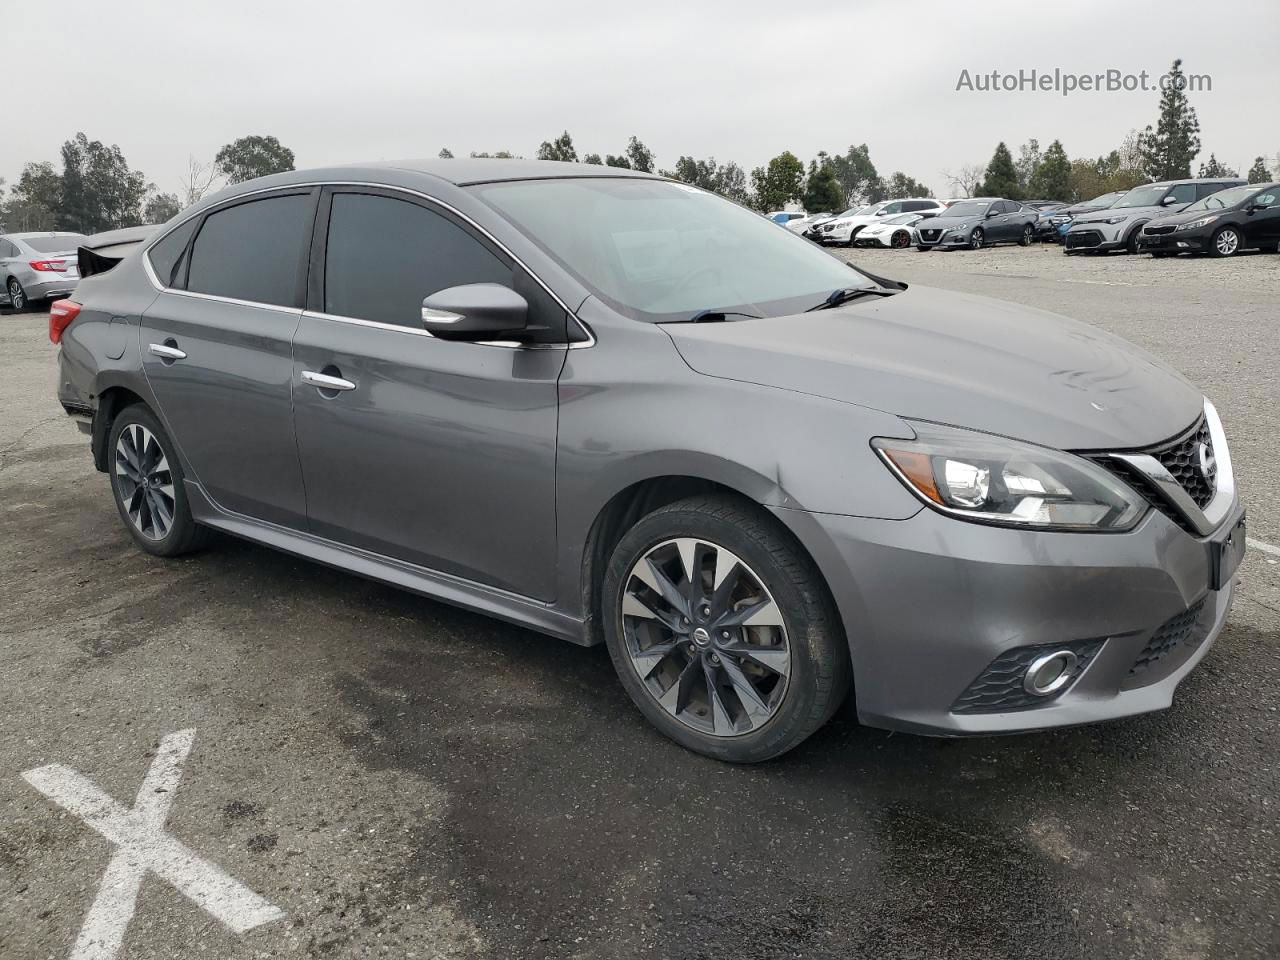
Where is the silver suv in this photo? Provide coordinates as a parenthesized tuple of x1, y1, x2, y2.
(51, 161, 1245, 762)
(1064, 178, 1245, 254)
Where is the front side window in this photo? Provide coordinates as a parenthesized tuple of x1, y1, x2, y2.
(1114, 185, 1170, 209)
(323, 192, 513, 329)
(1167, 184, 1197, 205)
(186, 194, 310, 307)
(944, 201, 990, 218)
(472, 178, 873, 323)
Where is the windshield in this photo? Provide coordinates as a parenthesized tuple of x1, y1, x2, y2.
(1181, 185, 1257, 212)
(22, 235, 87, 253)
(943, 201, 990, 218)
(1086, 192, 1121, 208)
(1114, 185, 1169, 209)
(473, 178, 872, 323)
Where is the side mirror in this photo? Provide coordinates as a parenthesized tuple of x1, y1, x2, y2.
(421, 283, 528, 342)
(1161, 196, 1179, 205)
(985, 209, 999, 218)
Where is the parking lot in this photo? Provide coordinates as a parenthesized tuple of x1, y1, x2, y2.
(1, 248, 1277, 959)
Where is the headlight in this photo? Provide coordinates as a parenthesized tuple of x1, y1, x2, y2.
(1176, 215, 1218, 232)
(1104, 215, 1128, 224)
(873, 424, 1146, 531)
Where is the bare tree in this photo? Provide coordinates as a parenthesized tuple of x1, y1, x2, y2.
(180, 156, 221, 206)
(943, 164, 985, 197)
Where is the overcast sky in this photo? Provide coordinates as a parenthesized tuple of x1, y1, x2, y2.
(3, 0, 1275, 202)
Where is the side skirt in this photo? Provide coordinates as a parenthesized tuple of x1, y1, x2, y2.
(186, 480, 593, 646)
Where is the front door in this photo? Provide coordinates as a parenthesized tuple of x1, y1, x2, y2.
(140, 190, 315, 528)
(1244, 188, 1280, 246)
(290, 188, 565, 600)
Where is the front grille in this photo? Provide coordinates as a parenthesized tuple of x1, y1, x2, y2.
(1144, 224, 1176, 236)
(952, 639, 1105, 713)
(1065, 230, 1103, 248)
(1089, 416, 1217, 532)
(919, 229, 941, 242)
(1128, 599, 1208, 679)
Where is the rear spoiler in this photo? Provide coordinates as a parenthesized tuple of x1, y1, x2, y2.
(76, 225, 160, 279)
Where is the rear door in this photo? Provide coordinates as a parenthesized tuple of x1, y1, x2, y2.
(290, 186, 565, 600)
(1245, 187, 1280, 245)
(139, 190, 316, 528)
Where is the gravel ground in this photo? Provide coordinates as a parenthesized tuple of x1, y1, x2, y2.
(1, 248, 1278, 960)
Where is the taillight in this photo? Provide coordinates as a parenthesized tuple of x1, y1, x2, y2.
(49, 300, 81, 344)
(30, 259, 67, 272)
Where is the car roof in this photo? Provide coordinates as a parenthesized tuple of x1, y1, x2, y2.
(1143, 178, 1246, 188)
(367, 158, 658, 186)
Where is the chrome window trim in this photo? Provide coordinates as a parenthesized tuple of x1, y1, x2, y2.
(141, 180, 596, 350)
(298, 309, 565, 351)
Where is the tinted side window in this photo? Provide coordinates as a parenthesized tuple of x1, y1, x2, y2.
(146, 218, 199, 289)
(1167, 184, 1197, 205)
(187, 194, 310, 307)
(324, 192, 515, 330)
(1195, 182, 1226, 200)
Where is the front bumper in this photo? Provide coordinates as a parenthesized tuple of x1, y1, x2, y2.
(1064, 221, 1130, 251)
(1138, 229, 1210, 253)
(774, 496, 1243, 736)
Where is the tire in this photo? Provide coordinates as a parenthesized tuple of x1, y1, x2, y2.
(1019, 225, 1034, 246)
(108, 404, 211, 557)
(602, 494, 850, 763)
(1125, 228, 1143, 255)
(6, 278, 28, 312)
(1260, 242, 1279, 254)
(891, 230, 910, 249)
(969, 228, 984, 250)
(1150, 251, 1172, 258)
(1209, 226, 1242, 258)
(916, 245, 931, 252)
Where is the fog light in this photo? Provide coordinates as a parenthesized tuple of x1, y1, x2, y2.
(1023, 650, 1079, 696)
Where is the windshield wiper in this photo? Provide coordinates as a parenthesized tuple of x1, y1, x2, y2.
(805, 286, 897, 312)
(676, 308, 765, 324)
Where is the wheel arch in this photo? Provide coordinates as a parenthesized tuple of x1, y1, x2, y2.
(91, 384, 150, 471)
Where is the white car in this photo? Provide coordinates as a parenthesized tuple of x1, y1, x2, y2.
(852, 213, 924, 248)
(817, 198, 947, 246)
(766, 211, 808, 227)
(784, 211, 837, 235)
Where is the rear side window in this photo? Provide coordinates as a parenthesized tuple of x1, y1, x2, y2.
(147, 218, 199, 289)
(323, 192, 510, 329)
(186, 194, 310, 307)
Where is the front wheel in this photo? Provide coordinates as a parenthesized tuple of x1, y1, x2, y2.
(1210, 226, 1242, 258)
(916, 245, 931, 252)
(1019, 225, 1034, 246)
(969, 229, 984, 250)
(891, 230, 911, 248)
(602, 495, 850, 763)
(109, 405, 211, 557)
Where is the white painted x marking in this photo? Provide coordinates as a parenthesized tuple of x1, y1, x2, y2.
(21, 729, 283, 960)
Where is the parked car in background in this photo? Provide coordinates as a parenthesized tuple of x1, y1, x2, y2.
(1048, 191, 1126, 242)
(914, 198, 1038, 250)
(1025, 201, 1070, 239)
(785, 211, 836, 236)
(1064, 178, 1245, 254)
(1138, 182, 1280, 258)
(767, 211, 807, 227)
(0, 232, 88, 311)
(853, 213, 924, 248)
(819, 198, 946, 246)
(51, 159, 1244, 762)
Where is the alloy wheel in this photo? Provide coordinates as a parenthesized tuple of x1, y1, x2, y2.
(1215, 228, 1240, 256)
(620, 537, 791, 737)
(114, 423, 176, 540)
(892, 230, 910, 248)
(8, 280, 25, 310)
(970, 229, 984, 250)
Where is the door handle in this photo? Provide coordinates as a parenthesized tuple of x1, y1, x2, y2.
(148, 342, 187, 360)
(301, 370, 356, 392)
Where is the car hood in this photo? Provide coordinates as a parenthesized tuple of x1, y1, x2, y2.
(916, 215, 981, 230)
(1143, 207, 1232, 227)
(665, 285, 1201, 450)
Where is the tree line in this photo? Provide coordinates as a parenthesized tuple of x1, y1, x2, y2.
(2, 59, 1274, 234)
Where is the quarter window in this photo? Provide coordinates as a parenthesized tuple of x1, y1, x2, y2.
(146, 217, 199, 289)
(323, 192, 552, 335)
(186, 194, 311, 307)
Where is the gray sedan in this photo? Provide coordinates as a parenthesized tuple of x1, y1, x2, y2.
(0, 231, 86, 310)
(53, 161, 1244, 762)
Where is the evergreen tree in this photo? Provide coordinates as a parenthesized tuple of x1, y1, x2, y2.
(1247, 157, 1272, 184)
(1029, 140, 1072, 200)
(884, 172, 931, 199)
(604, 155, 630, 168)
(831, 144, 877, 206)
(536, 131, 578, 163)
(750, 151, 805, 211)
(625, 136, 655, 173)
(438, 148, 454, 159)
(802, 160, 844, 213)
(1196, 154, 1236, 178)
(979, 142, 1021, 198)
(583, 153, 603, 165)
(1137, 59, 1201, 180)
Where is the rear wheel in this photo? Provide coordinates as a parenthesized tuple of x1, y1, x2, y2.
(6, 278, 27, 312)
(1210, 226, 1242, 258)
(109, 405, 211, 557)
(602, 495, 850, 763)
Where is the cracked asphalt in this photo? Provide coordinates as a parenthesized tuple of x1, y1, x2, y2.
(1, 246, 1277, 960)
